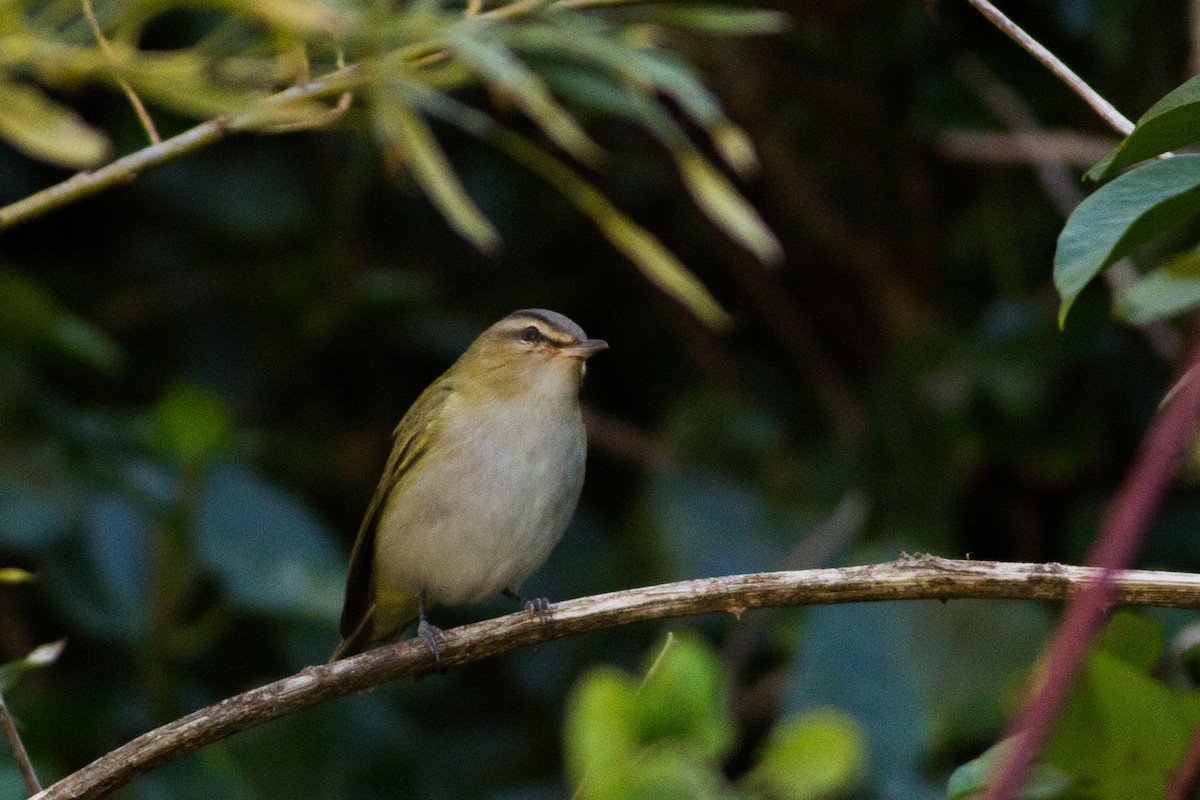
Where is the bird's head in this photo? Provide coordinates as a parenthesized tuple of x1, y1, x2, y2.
(457, 309, 607, 398)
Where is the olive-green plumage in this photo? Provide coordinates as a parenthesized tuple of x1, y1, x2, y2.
(332, 310, 606, 661)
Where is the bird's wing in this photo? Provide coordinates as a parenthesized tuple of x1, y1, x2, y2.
(337, 378, 455, 642)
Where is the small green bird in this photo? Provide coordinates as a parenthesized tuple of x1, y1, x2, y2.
(332, 309, 607, 662)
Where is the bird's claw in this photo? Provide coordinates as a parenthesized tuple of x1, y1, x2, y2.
(525, 596, 552, 626)
(417, 619, 447, 666)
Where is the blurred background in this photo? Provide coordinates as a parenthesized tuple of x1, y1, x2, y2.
(1, 0, 1198, 798)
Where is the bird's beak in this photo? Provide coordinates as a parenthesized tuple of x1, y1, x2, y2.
(559, 338, 608, 359)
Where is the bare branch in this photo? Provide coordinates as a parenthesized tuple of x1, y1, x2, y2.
(936, 130, 1115, 168)
(27, 556, 1200, 800)
(963, 0, 1134, 136)
(0, 691, 41, 796)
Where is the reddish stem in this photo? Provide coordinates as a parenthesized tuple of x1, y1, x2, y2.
(1165, 721, 1200, 800)
(984, 336, 1200, 800)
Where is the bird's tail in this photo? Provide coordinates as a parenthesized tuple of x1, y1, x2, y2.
(329, 595, 420, 662)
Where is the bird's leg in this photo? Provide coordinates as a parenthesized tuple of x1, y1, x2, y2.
(416, 590, 446, 666)
(502, 589, 552, 626)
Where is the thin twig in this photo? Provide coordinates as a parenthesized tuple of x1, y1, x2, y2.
(25, 556, 1200, 800)
(80, 0, 160, 145)
(983, 336, 1200, 800)
(0, 691, 41, 796)
(963, 0, 1134, 136)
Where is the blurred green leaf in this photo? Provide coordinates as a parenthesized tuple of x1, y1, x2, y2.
(742, 710, 865, 800)
(149, 384, 234, 468)
(196, 464, 343, 621)
(448, 23, 605, 165)
(1094, 611, 1162, 671)
(1037, 614, 1200, 800)
(0, 79, 110, 168)
(647, 7, 791, 36)
(638, 634, 734, 760)
(0, 639, 65, 693)
(1055, 154, 1200, 326)
(0, 567, 34, 583)
(496, 131, 732, 328)
(1088, 74, 1200, 181)
(1115, 246, 1200, 323)
(372, 90, 501, 253)
(946, 737, 1072, 800)
(0, 269, 125, 374)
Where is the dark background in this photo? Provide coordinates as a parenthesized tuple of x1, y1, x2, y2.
(1, 1, 1197, 798)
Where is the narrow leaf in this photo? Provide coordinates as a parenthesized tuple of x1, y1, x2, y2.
(373, 90, 500, 252)
(546, 68, 780, 263)
(1115, 247, 1200, 323)
(505, 23, 758, 175)
(0, 568, 34, 584)
(498, 132, 731, 328)
(0, 640, 66, 693)
(448, 25, 605, 165)
(647, 6, 791, 36)
(677, 147, 782, 264)
(0, 80, 110, 168)
(1089, 74, 1200, 181)
(1055, 154, 1200, 327)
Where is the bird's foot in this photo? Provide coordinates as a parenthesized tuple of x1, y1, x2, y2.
(525, 596, 552, 626)
(417, 618, 447, 666)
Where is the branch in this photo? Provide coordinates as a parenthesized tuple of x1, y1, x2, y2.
(0, 65, 361, 230)
(28, 556, 1200, 800)
(963, 0, 1134, 136)
(0, 691, 41, 796)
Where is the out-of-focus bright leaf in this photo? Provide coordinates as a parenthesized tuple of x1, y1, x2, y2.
(195, 464, 343, 620)
(0, 567, 34, 583)
(372, 90, 501, 253)
(0, 640, 65, 692)
(448, 24, 605, 166)
(0, 269, 125, 373)
(946, 737, 1072, 800)
(647, 6, 791, 36)
(1054, 154, 1200, 327)
(1025, 615, 1200, 800)
(149, 384, 234, 468)
(1094, 610, 1162, 671)
(0, 80, 110, 168)
(1088, 74, 1200, 181)
(563, 634, 736, 800)
(742, 709, 865, 800)
(496, 131, 732, 329)
(1115, 247, 1200, 323)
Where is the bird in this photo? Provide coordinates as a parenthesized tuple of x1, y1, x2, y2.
(331, 309, 607, 662)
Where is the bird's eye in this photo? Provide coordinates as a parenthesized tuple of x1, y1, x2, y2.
(521, 326, 542, 343)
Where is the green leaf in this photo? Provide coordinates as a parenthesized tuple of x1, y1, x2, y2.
(647, 6, 791, 36)
(1093, 611, 1162, 671)
(544, 68, 780, 264)
(1115, 246, 1200, 323)
(149, 383, 234, 467)
(0, 269, 125, 373)
(0, 80, 110, 169)
(0, 568, 34, 584)
(372, 90, 501, 253)
(1054, 154, 1200, 327)
(637, 634, 735, 760)
(0, 640, 66, 693)
(447, 24, 605, 165)
(1088, 74, 1200, 181)
(946, 737, 1072, 800)
(496, 131, 732, 328)
(742, 710, 865, 800)
(504, 22, 758, 175)
(563, 666, 641, 783)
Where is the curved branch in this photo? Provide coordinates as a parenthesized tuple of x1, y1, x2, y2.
(28, 556, 1200, 800)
